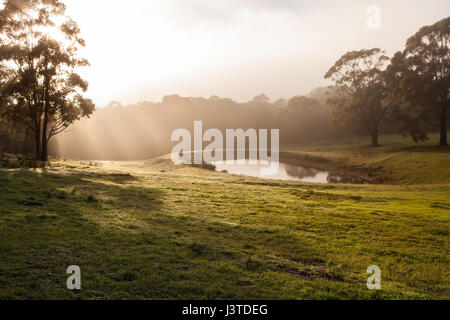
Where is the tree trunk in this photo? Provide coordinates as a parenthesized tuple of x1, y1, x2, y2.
(41, 78, 49, 161)
(371, 126, 380, 147)
(34, 117, 41, 161)
(41, 118, 48, 161)
(439, 106, 448, 146)
(41, 136, 48, 161)
(34, 133, 41, 161)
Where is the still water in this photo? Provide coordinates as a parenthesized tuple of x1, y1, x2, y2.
(212, 161, 366, 184)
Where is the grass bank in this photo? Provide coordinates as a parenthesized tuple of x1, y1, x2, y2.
(281, 132, 450, 184)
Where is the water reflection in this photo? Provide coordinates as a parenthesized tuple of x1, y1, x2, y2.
(212, 161, 367, 184)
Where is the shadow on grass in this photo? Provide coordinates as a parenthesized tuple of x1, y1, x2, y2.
(401, 145, 450, 153)
(0, 168, 165, 232)
(0, 168, 435, 300)
(0, 168, 341, 300)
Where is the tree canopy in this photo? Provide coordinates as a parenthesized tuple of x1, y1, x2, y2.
(0, 0, 95, 160)
(386, 17, 449, 146)
(324, 48, 391, 146)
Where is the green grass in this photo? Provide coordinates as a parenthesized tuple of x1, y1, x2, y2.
(0, 134, 449, 300)
(281, 132, 450, 184)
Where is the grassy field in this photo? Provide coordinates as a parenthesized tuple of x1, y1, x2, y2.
(281, 133, 450, 185)
(0, 134, 449, 299)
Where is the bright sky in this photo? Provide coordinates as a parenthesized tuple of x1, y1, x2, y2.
(61, 0, 449, 106)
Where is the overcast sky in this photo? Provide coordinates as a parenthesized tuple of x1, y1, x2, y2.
(61, 0, 450, 106)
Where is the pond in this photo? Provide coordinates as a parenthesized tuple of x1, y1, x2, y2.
(212, 161, 367, 184)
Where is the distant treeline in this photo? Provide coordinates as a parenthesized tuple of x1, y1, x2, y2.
(48, 87, 429, 160)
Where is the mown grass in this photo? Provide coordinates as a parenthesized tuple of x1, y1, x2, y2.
(0, 134, 449, 300)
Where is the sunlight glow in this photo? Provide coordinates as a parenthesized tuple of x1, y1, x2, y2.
(58, 0, 450, 106)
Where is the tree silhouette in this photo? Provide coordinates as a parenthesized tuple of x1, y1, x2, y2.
(0, 0, 95, 160)
(387, 17, 449, 146)
(325, 49, 392, 146)
(251, 94, 270, 104)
